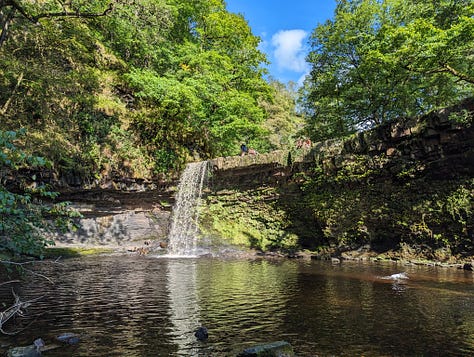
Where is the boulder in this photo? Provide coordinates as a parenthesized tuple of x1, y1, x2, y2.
(237, 341, 295, 357)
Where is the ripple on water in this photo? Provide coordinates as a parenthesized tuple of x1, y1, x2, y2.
(0, 258, 473, 356)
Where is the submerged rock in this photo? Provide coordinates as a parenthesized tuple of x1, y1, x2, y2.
(237, 341, 295, 357)
(194, 326, 208, 341)
(56, 332, 81, 345)
(7, 345, 41, 357)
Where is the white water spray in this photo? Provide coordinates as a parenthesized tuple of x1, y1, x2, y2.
(167, 161, 209, 256)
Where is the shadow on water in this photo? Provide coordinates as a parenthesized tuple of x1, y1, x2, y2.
(0, 257, 473, 356)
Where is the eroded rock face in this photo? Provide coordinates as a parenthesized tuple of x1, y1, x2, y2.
(51, 190, 173, 248)
(53, 208, 170, 247)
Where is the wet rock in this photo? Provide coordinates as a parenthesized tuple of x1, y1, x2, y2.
(238, 341, 295, 357)
(56, 332, 81, 345)
(7, 345, 40, 357)
(194, 326, 208, 341)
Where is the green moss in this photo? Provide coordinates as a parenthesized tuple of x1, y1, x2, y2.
(200, 188, 300, 252)
(44, 247, 114, 258)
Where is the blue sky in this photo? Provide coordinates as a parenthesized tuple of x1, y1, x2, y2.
(225, 0, 337, 85)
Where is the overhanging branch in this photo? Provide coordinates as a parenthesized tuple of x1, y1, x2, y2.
(442, 63, 474, 85)
(0, 0, 117, 47)
(31, 2, 115, 23)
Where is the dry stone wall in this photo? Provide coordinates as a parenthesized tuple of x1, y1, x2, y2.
(211, 98, 474, 186)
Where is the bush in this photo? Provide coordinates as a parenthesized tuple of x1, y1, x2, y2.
(0, 129, 80, 258)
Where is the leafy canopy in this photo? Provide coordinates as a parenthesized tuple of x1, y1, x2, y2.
(302, 0, 474, 141)
(0, 0, 278, 177)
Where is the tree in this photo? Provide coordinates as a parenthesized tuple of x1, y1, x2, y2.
(302, 0, 474, 142)
(259, 79, 304, 151)
(0, 130, 80, 257)
(0, 0, 274, 179)
(122, 0, 271, 165)
(0, 0, 116, 48)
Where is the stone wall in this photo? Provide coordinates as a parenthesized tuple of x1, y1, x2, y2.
(201, 99, 474, 254)
(210, 98, 474, 186)
(316, 98, 474, 178)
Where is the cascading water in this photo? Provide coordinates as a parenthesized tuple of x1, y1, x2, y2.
(167, 161, 209, 256)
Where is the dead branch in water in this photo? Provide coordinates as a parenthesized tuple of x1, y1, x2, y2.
(0, 290, 45, 335)
(0, 259, 58, 334)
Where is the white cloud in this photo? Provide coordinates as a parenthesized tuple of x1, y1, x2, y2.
(271, 29, 309, 73)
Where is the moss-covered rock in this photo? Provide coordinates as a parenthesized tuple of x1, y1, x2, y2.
(204, 100, 474, 260)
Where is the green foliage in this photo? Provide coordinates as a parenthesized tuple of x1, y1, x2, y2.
(302, 0, 474, 142)
(260, 80, 305, 151)
(0, 130, 81, 258)
(0, 0, 277, 179)
(449, 109, 473, 126)
(303, 156, 474, 255)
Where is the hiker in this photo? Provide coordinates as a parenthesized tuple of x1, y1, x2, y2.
(248, 148, 258, 155)
(240, 143, 248, 156)
(303, 138, 312, 148)
(296, 138, 303, 149)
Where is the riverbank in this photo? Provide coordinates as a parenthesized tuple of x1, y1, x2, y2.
(44, 238, 474, 273)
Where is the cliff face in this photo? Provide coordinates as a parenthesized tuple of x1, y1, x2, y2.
(46, 100, 473, 257)
(201, 99, 474, 258)
(50, 189, 174, 250)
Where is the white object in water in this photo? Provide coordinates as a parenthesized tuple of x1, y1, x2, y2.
(382, 272, 409, 280)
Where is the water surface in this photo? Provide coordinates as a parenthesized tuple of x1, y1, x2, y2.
(1, 257, 473, 356)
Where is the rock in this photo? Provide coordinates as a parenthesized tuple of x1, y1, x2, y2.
(382, 272, 409, 280)
(238, 341, 295, 357)
(33, 339, 44, 350)
(194, 326, 208, 341)
(57, 332, 81, 345)
(159, 241, 168, 249)
(7, 345, 41, 357)
(462, 263, 473, 271)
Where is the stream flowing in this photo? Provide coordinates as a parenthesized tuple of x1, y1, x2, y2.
(2, 163, 474, 356)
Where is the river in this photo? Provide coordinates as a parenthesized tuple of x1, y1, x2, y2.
(1, 256, 473, 356)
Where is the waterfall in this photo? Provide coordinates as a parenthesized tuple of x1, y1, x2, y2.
(167, 161, 209, 256)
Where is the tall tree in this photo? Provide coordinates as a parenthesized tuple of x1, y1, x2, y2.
(302, 0, 474, 141)
(122, 0, 271, 165)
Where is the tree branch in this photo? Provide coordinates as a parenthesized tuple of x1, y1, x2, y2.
(1, 71, 23, 116)
(0, 6, 15, 45)
(0, 290, 46, 335)
(442, 63, 474, 85)
(403, 62, 474, 85)
(0, 0, 117, 47)
(31, 2, 115, 23)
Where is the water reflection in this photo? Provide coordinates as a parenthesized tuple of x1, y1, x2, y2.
(167, 259, 200, 356)
(0, 258, 473, 356)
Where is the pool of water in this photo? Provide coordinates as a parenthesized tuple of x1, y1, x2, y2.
(1, 256, 473, 356)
